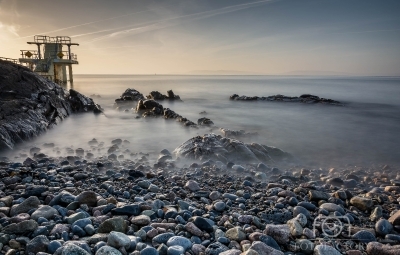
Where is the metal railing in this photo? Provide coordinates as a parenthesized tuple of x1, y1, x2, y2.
(19, 50, 77, 61)
(0, 57, 19, 64)
(33, 35, 72, 44)
(20, 50, 39, 59)
(47, 51, 78, 61)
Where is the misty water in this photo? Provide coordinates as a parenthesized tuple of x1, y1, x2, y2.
(5, 75, 400, 168)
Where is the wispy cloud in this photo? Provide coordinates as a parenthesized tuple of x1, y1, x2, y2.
(15, 9, 153, 40)
(331, 28, 400, 35)
(83, 0, 280, 44)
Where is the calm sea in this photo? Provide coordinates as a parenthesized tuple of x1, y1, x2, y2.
(6, 75, 400, 168)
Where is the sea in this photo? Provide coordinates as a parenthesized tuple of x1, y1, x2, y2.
(5, 75, 400, 168)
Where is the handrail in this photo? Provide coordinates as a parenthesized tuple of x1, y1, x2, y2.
(0, 57, 19, 64)
(33, 35, 72, 44)
(20, 50, 39, 59)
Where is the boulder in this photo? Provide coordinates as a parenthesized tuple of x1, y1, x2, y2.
(173, 133, 291, 163)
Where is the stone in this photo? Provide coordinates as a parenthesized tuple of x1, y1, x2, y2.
(167, 245, 185, 255)
(225, 227, 246, 241)
(248, 241, 284, 255)
(319, 203, 345, 215)
(209, 191, 221, 201)
(350, 196, 374, 211)
(388, 210, 400, 225)
(96, 245, 123, 255)
(166, 236, 192, 250)
(107, 231, 131, 249)
(31, 205, 59, 220)
(352, 230, 377, 243)
(62, 243, 91, 255)
(287, 218, 303, 237)
(112, 204, 141, 216)
(205, 242, 229, 255)
(132, 215, 151, 225)
(48, 240, 62, 254)
(366, 242, 400, 255)
(185, 180, 200, 191)
(191, 244, 206, 255)
(140, 247, 158, 255)
(3, 219, 38, 234)
(75, 191, 97, 206)
(98, 217, 127, 233)
(192, 216, 213, 232)
(10, 196, 40, 216)
(309, 190, 330, 201)
(219, 250, 241, 255)
(375, 219, 393, 236)
(153, 233, 176, 244)
(213, 201, 226, 212)
(185, 222, 203, 236)
(263, 225, 290, 244)
(370, 206, 383, 221)
(296, 239, 314, 254)
(26, 235, 49, 254)
(67, 212, 88, 224)
(314, 245, 341, 255)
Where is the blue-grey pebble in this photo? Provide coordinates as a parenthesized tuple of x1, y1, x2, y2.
(140, 247, 159, 255)
(167, 245, 185, 255)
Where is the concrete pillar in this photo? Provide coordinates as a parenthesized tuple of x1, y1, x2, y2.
(62, 65, 67, 83)
(68, 65, 73, 83)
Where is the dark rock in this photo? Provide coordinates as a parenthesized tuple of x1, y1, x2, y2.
(26, 235, 49, 254)
(173, 133, 291, 163)
(111, 204, 141, 216)
(0, 61, 102, 150)
(192, 216, 214, 232)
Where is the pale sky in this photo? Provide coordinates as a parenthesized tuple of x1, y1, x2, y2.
(0, 0, 399, 75)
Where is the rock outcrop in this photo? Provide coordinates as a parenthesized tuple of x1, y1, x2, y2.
(114, 88, 145, 109)
(230, 94, 342, 105)
(0, 60, 102, 150)
(173, 133, 291, 163)
(147, 90, 181, 101)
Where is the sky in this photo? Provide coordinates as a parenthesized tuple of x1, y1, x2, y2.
(0, 0, 399, 75)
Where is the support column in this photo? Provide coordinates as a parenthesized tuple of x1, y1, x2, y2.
(68, 65, 73, 83)
(62, 65, 67, 83)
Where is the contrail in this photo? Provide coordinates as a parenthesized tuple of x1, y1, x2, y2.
(84, 0, 279, 43)
(16, 9, 152, 40)
(331, 28, 400, 35)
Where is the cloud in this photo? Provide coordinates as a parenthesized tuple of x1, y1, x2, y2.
(83, 0, 280, 43)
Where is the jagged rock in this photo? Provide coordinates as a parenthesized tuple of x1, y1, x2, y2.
(0, 60, 102, 150)
(115, 88, 145, 106)
(198, 117, 214, 126)
(147, 90, 181, 100)
(173, 133, 291, 163)
(230, 93, 342, 105)
(220, 128, 258, 139)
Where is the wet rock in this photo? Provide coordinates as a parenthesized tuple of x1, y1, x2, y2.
(26, 235, 49, 254)
(205, 242, 229, 255)
(388, 210, 400, 225)
(352, 230, 377, 243)
(173, 134, 290, 163)
(62, 243, 91, 255)
(248, 241, 284, 255)
(96, 245, 123, 255)
(185, 180, 201, 192)
(166, 236, 192, 250)
(314, 245, 341, 255)
(3, 219, 38, 234)
(75, 191, 98, 206)
(263, 225, 290, 244)
(31, 205, 59, 220)
(192, 216, 213, 232)
(366, 242, 400, 255)
(98, 217, 127, 233)
(198, 117, 214, 126)
(107, 231, 131, 249)
(230, 93, 342, 105)
(10, 196, 40, 216)
(350, 196, 374, 211)
(375, 219, 393, 236)
(225, 227, 246, 241)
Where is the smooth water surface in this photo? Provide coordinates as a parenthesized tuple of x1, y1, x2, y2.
(5, 75, 400, 167)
